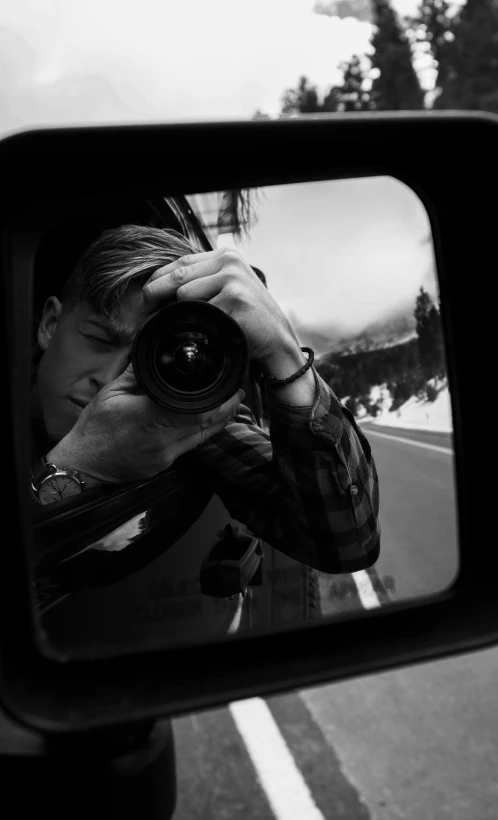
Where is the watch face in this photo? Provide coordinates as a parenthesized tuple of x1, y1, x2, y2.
(38, 474, 83, 505)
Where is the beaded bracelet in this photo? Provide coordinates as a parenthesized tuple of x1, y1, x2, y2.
(261, 347, 315, 388)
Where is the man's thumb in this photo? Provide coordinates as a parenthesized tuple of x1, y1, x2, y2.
(113, 362, 140, 393)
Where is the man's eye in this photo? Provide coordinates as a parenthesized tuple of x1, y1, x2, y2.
(85, 335, 113, 347)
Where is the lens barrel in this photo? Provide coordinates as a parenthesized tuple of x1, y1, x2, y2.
(132, 300, 249, 414)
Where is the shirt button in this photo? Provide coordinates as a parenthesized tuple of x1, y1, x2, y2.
(311, 419, 324, 431)
(351, 484, 359, 495)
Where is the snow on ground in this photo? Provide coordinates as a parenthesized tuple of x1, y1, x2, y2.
(356, 379, 453, 433)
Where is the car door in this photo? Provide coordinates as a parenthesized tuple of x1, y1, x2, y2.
(31, 191, 316, 658)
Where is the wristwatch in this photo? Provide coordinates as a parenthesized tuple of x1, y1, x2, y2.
(31, 456, 86, 505)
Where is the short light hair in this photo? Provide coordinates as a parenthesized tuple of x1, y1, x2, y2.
(61, 225, 203, 317)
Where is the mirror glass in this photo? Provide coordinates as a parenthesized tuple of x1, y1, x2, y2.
(26, 176, 458, 659)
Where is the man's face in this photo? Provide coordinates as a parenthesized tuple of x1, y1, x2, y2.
(36, 289, 148, 443)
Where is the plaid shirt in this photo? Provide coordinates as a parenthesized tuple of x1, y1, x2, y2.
(32, 367, 380, 611)
(184, 366, 381, 574)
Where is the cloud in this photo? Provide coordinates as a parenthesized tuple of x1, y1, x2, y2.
(230, 176, 436, 335)
(314, 0, 374, 23)
(314, 0, 438, 23)
(0, 0, 374, 134)
(0, 0, 438, 136)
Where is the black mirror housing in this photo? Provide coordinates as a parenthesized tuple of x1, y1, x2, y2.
(1, 112, 497, 734)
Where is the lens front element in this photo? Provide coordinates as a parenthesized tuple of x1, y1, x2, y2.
(172, 340, 205, 376)
(132, 301, 248, 414)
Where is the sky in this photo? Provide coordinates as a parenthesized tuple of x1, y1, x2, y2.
(0, 0, 439, 136)
(201, 177, 437, 337)
(1, 0, 440, 335)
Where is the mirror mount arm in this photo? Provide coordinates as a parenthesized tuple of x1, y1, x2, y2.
(0, 712, 177, 820)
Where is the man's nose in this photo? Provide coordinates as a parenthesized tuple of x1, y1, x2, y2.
(90, 352, 130, 391)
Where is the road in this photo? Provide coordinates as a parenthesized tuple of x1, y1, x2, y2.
(171, 425, 498, 819)
(353, 422, 457, 606)
(316, 423, 458, 619)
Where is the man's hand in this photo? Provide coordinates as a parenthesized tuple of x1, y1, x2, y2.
(142, 247, 317, 406)
(47, 364, 245, 486)
(142, 247, 299, 365)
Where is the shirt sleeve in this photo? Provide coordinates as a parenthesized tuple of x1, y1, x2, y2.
(179, 367, 380, 574)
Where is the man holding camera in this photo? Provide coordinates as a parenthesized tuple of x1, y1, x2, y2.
(31, 225, 380, 614)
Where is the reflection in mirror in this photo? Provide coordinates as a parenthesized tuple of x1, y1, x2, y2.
(25, 177, 458, 660)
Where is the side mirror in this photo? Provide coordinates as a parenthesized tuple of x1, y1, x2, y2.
(1, 112, 497, 736)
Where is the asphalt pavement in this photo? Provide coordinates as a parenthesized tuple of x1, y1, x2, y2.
(357, 421, 458, 604)
(172, 425, 498, 819)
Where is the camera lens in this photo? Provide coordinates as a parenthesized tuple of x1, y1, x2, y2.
(155, 328, 225, 392)
(172, 340, 205, 376)
(132, 300, 248, 414)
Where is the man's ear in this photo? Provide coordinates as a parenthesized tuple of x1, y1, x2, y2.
(38, 296, 62, 351)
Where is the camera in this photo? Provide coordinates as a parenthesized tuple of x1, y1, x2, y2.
(131, 300, 249, 414)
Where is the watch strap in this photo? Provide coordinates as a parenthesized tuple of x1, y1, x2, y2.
(31, 456, 85, 497)
(32, 455, 54, 489)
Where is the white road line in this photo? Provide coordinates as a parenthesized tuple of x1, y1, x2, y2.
(352, 570, 382, 609)
(229, 698, 325, 820)
(364, 428, 453, 455)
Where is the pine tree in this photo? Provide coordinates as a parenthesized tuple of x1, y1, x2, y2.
(281, 76, 321, 115)
(407, 0, 454, 72)
(321, 85, 343, 112)
(281, 56, 372, 115)
(414, 287, 445, 379)
(280, 1, 426, 117)
(336, 55, 372, 111)
(370, 0, 426, 110)
(434, 0, 498, 112)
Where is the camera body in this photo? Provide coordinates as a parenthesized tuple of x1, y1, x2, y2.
(132, 300, 249, 415)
